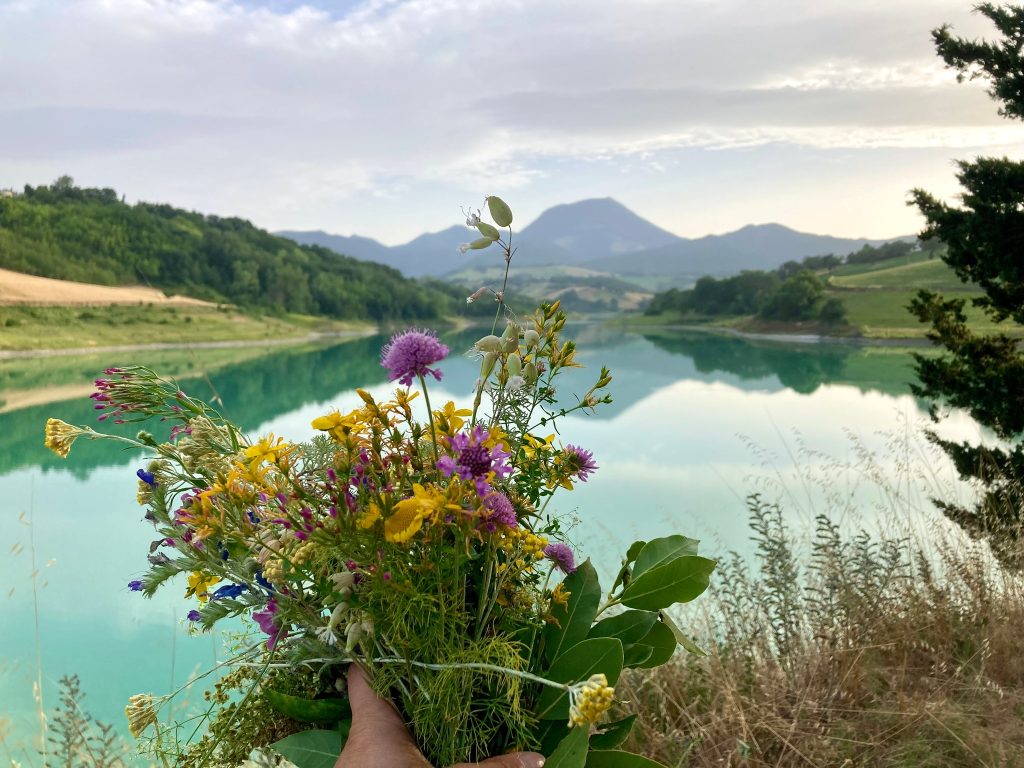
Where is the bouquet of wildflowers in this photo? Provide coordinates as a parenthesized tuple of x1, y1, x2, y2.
(44, 197, 715, 768)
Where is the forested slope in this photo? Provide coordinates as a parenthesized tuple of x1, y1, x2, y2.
(0, 178, 479, 321)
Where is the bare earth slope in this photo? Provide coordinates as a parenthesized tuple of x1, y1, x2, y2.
(0, 268, 211, 306)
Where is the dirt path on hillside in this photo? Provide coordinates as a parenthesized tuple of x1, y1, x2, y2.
(0, 268, 213, 306)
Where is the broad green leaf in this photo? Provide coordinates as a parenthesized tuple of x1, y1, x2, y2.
(631, 620, 677, 670)
(476, 222, 501, 240)
(536, 638, 624, 720)
(544, 559, 602, 665)
(633, 535, 700, 577)
(660, 611, 707, 656)
(545, 725, 589, 768)
(469, 236, 495, 250)
(625, 540, 646, 563)
(586, 750, 669, 767)
(265, 691, 350, 724)
(589, 714, 637, 750)
(588, 611, 657, 645)
(271, 729, 345, 768)
(620, 556, 716, 611)
(486, 195, 513, 227)
(622, 644, 653, 668)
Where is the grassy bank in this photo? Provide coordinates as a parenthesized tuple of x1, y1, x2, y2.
(625, 496, 1024, 766)
(0, 304, 372, 352)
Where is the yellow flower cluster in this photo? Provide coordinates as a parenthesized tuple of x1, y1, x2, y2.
(125, 693, 158, 738)
(186, 571, 220, 603)
(384, 483, 459, 544)
(43, 418, 89, 459)
(568, 674, 615, 727)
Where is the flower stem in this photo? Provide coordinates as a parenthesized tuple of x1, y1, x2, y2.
(417, 373, 440, 468)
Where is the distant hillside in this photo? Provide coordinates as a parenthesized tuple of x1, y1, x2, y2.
(0, 178, 487, 322)
(585, 223, 909, 279)
(280, 199, 910, 284)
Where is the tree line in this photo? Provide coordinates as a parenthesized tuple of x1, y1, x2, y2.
(0, 178, 499, 322)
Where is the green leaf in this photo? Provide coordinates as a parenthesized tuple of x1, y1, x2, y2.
(486, 195, 513, 227)
(476, 222, 501, 240)
(586, 750, 669, 767)
(544, 559, 602, 665)
(271, 729, 345, 768)
(660, 611, 707, 656)
(622, 644, 653, 667)
(589, 714, 637, 750)
(536, 638, 624, 720)
(588, 611, 657, 645)
(620, 556, 716, 611)
(545, 726, 589, 768)
(611, 541, 646, 592)
(633, 535, 700, 577)
(630, 619, 677, 670)
(265, 691, 351, 724)
(469, 236, 495, 250)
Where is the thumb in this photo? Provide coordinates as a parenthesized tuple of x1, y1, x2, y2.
(344, 665, 415, 746)
(451, 753, 546, 768)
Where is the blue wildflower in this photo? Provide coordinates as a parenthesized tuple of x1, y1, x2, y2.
(137, 468, 157, 486)
(187, 610, 202, 622)
(128, 580, 143, 592)
(212, 583, 246, 600)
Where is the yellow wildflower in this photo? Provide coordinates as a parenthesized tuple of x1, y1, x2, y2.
(357, 502, 382, 530)
(243, 435, 292, 474)
(312, 409, 369, 441)
(185, 571, 221, 603)
(385, 484, 448, 544)
(434, 401, 472, 437)
(43, 418, 91, 459)
(522, 433, 555, 460)
(551, 582, 571, 610)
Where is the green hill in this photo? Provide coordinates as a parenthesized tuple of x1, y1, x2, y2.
(0, 178, 484, 322)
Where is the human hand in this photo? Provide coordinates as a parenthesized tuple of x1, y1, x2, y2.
(336, 665, 545, 768)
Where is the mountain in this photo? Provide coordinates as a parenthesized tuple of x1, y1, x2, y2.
(584, 224, 904, 280)
(279, 200, 909, 284)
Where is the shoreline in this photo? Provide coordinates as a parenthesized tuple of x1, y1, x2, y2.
(0, 329, 376, 360)
(616, 320, 936, 348)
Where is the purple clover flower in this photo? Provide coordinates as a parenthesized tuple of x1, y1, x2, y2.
(482, 492, 518, 531)
(544, 543, 577, 574)
(436, 425, 512, 496)
(380, 329, 449, 387)
(563, 444, 598, 482)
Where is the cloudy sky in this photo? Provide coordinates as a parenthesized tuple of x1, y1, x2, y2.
(2, 0, 1021, 243)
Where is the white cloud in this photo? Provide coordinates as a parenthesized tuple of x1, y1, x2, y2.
(0, 0, 1019, 240)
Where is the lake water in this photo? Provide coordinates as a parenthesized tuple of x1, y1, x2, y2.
(0, 326, 983, 761)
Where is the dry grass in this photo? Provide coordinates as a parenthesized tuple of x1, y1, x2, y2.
(624, 485, 1024, 767)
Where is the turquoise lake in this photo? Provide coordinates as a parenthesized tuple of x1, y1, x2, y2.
(0, 326, 984, 761)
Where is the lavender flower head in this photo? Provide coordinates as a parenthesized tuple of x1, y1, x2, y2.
(380, 329, 449, 387)
(436, 425, 512, 496)
(563, 444, 598, 482)
(544, 542, 577, 574)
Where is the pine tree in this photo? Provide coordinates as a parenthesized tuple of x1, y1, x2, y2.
(909, 3, 1024, 569)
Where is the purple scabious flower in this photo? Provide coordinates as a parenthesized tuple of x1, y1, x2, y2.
(380, 329, 449, 387)
(544, 542, 577, 574)
(481, 491, 518, 531)
(563, 445, 598, 482)
(253, 598, 287, 650)
(436, 425, 512, 496)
